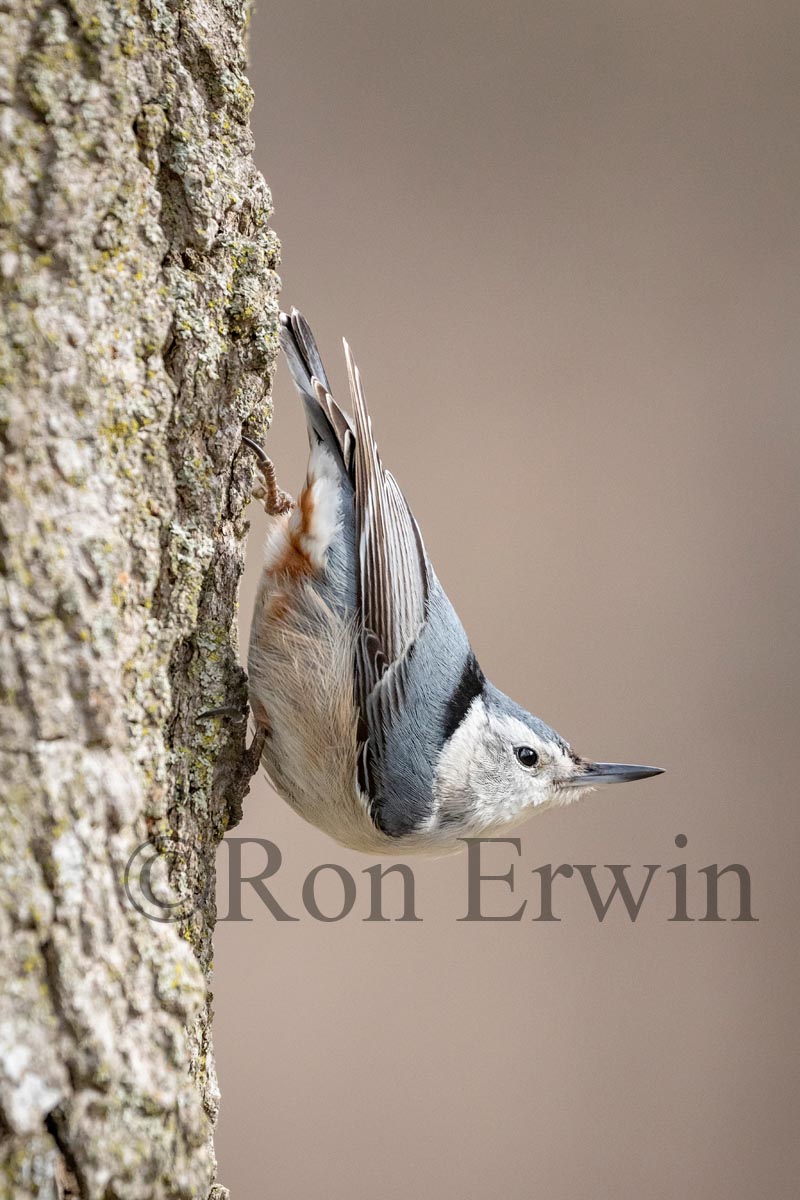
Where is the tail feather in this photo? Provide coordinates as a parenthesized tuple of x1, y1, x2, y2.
(280, 308, 354, 473)
(285, 308, 331, 393)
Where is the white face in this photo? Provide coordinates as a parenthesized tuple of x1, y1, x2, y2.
(433, 699, 587, 832)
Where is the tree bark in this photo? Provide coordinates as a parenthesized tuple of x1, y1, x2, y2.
(0, 1, 278, 1195)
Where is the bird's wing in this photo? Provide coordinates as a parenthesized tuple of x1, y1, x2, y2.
(281, 310, 434, 824)
(343, 339, 430, 712)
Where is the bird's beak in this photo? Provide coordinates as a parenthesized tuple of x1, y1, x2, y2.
(563, 761, 665, 788)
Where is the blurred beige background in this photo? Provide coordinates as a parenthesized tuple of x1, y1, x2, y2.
(214, 2, 800, 1197)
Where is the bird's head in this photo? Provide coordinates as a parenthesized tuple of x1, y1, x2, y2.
(434, 681, 663, 832)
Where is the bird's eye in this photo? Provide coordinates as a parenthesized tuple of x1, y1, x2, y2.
(515, 746, 539, 768)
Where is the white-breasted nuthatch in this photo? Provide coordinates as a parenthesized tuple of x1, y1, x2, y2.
(245, 309, 663, 855)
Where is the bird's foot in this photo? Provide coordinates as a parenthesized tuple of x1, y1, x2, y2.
(196, 701, 269, 829)
(241, 435, 294, 516)
(245, 722, 268, 772)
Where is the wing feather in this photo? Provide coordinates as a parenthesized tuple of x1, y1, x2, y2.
(280, 311, 434, 819)
(343, 339, 429, 704)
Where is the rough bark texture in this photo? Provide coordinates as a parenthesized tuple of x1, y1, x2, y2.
(0, 0, 278, 1196)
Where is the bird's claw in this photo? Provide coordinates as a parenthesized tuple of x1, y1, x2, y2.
(196, 705, 249, 724)
(241, 435, 294, 516)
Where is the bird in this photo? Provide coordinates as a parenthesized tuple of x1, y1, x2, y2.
(243, 309, 663, 855)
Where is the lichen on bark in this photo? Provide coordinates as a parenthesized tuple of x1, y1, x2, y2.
(0, 0, 278, 1196)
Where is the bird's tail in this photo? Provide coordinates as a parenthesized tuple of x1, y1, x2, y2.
(280, 309, 354, 472)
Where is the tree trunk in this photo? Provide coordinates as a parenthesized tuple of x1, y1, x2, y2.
(0, 1, 277, 1195)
